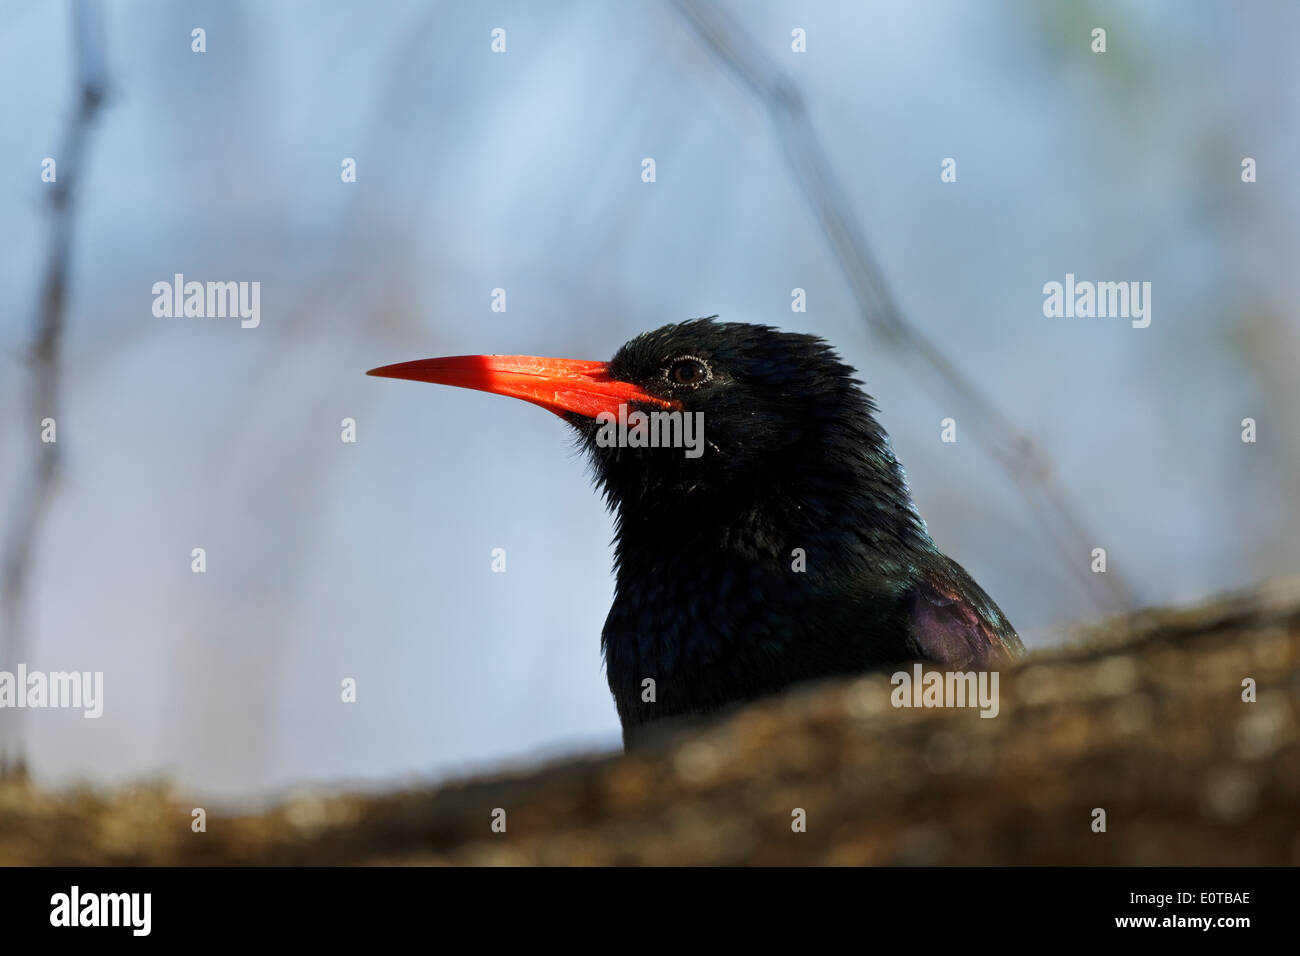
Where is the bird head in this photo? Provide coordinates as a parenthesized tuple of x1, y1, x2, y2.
(369, 319, 1017, 737)
(368, 318, 916, 531)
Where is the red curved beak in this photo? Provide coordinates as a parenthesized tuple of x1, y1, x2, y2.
(366, 354, 681, 419)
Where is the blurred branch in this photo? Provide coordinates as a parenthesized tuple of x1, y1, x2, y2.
(0, 0, 107, 776)
(670, 0, 1137, 614)
(2, 576, 1295, 864)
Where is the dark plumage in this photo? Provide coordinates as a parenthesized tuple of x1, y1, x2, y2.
(573, 319, 1021, 745)
(369, 318, 1023, 748)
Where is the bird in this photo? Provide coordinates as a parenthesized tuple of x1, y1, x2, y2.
(369, 318, 1023, 747)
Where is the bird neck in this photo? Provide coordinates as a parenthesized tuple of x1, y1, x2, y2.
(602, 425, 935, 738)
(610, 427, 932, 585)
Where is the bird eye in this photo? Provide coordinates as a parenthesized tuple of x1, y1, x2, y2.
(667, 357, 710, 387)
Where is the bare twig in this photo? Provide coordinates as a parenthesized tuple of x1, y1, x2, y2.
(0, 0, 108, 776)
(670, 0, 1137, 614)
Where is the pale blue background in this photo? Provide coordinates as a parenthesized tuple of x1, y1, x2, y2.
(1, 0, 1297, 802)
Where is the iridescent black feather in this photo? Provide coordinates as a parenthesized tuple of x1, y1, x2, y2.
(567, 319, 1023, 746)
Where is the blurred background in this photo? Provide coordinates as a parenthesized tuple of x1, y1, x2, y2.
(1, 0, 1297, 805)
